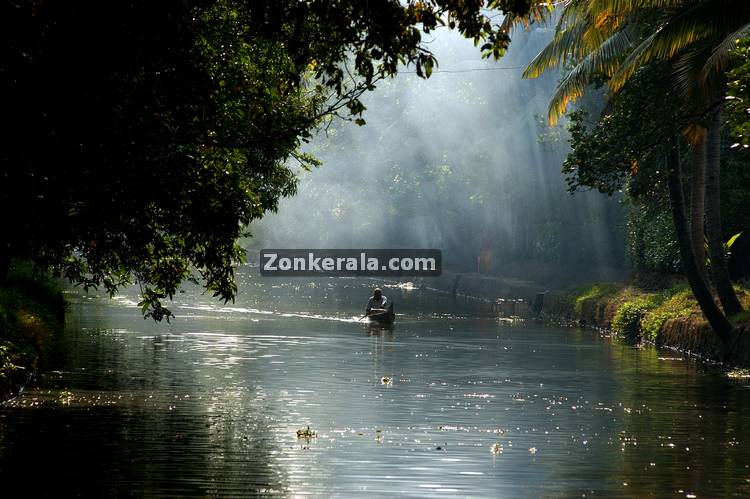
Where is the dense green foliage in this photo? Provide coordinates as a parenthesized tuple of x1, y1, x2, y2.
(562, 64, 675, 198)
(1, 1, 534, 319)
(563, 57, 750, 276)
(0, 261, 65, 399)
(724, 39, 750, 277)
(562, 64, 681, 272)
(639, 286, 695, 341)
(607, 285, 695, 342)
(625, 200, 681, 273)
(567, 281, 749, 343)
(524, 0, 750, 342)
(725, 37, 750, 147)
(611, 296, 653, 340)
(573, 283, 620, 316)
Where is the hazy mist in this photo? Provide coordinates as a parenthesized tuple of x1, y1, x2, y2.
(248, 25, 627, 284)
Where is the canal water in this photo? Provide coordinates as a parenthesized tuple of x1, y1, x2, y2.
(1, 268, 749, 497)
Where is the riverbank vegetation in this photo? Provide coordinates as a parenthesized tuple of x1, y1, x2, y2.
(552, 279, 750, 362)
(525, 0, 750, 355)
(0, 261, 65, 399)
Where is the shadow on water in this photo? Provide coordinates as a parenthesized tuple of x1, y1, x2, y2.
(364, 322, 395, 336)
(0, 400, 287, 496)
(0, 320, 289, 496)
(605, 342, 750, 498)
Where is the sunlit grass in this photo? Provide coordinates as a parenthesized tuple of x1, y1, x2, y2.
(640, 285, 695, 341)
(0, 260, 65, 397)
(569, 279, 750, 345)
(729, 285, 750, 324)
(611, 295, 657, 340)
(572, 283, 621, 315)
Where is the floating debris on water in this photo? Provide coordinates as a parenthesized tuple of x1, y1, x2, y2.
(296, 426, 316, 439)
(59, 390, 73, 406)
(497, 316, 525, 326)
(490, 443, 503, 455)
(619, 431, 637, 445)
(727, 369, 750, 379)
(381, 376, 393, 386)
(528, 447, 537, 454)
(463, 393, 493, 399)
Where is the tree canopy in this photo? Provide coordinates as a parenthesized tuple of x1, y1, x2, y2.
(523, 0, 750, 342)
(1, 0, 537, 319)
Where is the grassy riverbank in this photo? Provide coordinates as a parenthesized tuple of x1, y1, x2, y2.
(545, 275, 750, 363)
(0, 261, 65, 400)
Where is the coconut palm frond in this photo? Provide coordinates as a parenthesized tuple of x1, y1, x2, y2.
(636, 16, 713, 59)
(595, 27, 634, 71)
(585, 1, 634, 31)
(699, 22, 750, 84)
(523, 19, 595, 78)
(531, 0, 750, 123)
(673, 45, 714, 103)
(608, 31, 655, 90)
(524, 6, 629, 80)
(609, 17, 716, 91)
(546, 30, 633, 124)
(580, 16, 618, 48)
(607, 0, 747, 90)
(548, 69, 588, 125)
(556, 0, 591, 34)
(587, 0, 690, 19)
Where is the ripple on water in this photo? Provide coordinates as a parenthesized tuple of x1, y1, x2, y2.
(2, 281, 750, 498)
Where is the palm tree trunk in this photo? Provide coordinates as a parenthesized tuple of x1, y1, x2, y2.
(706, 106, 743, 316)
(690, 129, 707, 283)
(666, 134, 732, 344)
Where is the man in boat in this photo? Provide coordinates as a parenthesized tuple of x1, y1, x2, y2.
(365, 287, 387, 316)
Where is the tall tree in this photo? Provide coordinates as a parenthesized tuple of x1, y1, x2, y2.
(521, 0, 750, 342)
(1, 0, 535, 319)
(688, 128, 708, 283)
(705, 102, 743, 315)
(665, 134, 732, 343)
(609, 0, 750, 315)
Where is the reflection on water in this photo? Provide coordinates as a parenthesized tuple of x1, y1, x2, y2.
(1, 269, 750, 497)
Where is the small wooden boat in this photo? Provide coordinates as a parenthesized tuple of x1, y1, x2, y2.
(368, 303, 395, 324)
